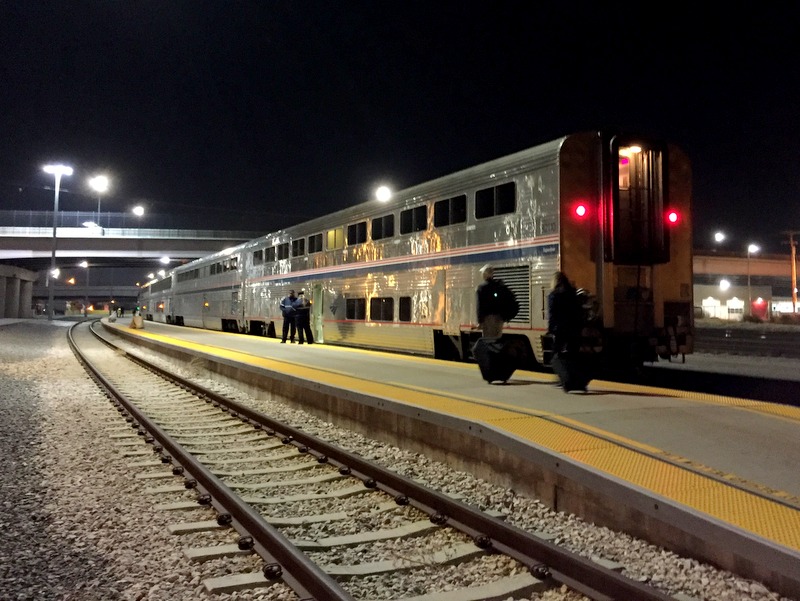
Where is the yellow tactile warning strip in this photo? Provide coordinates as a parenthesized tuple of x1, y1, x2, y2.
(110, 324, 800, 552)
(492, 416, 800, 550)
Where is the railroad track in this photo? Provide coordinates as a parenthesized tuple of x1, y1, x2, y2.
(695, 326, 800, 358)
(69, 320, 677, 601)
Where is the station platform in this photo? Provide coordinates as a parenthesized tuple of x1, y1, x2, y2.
(97, 317, 800, 598)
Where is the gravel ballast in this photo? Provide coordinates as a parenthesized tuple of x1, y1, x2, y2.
(0, 320, 792, 601)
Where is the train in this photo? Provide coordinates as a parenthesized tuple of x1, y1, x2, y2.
(139, 131, 694, 370)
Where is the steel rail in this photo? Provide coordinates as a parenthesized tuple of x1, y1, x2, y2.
(69, 322, 356, 601)
(88, 323, 676, 601)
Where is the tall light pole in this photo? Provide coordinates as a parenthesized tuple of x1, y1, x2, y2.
(747, 243, 760, 317)
(43, 164, 73, 321)
(79, 260, 90, 318)
(782, 231, 799, 314)
(88, 175, 109, 227)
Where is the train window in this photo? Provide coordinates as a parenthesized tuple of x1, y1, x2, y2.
(399, 296, 412, 322)
(292, 238, 305, 257)
(610, 144, 669, 264)
(371, 214, 395, 240)
(346, 298, 366, 320)
(176, 269, 198, 283)
(433, 194, 467, 227)
(475, 182, 516, 219)
(308, 233, 323, 254)
(347, 221, 367, 245)
(277, 243, 290, 260)
(151, 277, 172, 292)
(400, 205, 427, 234)
(228, 257, 238, 270)
(265, 246, 276, 262)
(369, 297, 394, 321)
(327, 228, 344, 250)
(253, 249, 264, 265)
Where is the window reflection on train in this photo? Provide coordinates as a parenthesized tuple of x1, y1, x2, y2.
(139, 131, 693, 372)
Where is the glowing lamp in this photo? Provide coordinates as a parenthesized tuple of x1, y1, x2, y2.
(666, 210, 680, 225)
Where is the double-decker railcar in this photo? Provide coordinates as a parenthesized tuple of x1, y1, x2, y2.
(139, 131, 694, 368)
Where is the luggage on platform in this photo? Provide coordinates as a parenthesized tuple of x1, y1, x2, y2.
(472, 337, 517, 384)
(551, 351, 592, 392)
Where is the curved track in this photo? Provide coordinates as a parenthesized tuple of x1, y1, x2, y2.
(68, 320, 677, 601)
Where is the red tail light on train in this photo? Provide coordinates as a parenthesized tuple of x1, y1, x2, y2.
(666, 209, 680, 225)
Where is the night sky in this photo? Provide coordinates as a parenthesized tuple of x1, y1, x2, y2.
(1, 2, 799, 254)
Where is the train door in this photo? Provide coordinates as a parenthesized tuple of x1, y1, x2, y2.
(231, 289, 243, 332)
(202, 294, 209, 329)
(312, 283, 323, 343)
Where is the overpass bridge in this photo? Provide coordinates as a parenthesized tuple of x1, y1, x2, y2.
(0, 211, 262, 317)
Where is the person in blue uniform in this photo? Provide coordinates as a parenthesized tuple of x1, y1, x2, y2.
(292, 290, 314, 344)
(279, 290, 297, 343)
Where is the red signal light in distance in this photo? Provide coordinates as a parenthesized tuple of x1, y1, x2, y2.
(574, 204, 588, 218)
(666, 209, 680, 225)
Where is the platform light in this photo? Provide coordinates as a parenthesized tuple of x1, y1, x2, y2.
(619, 145, 642, 158)
(376, 186, 392, 202)
(43, 164, 73, 321)
(88, 175, 110, 222)
(719, 279, 730, 291)
(160, 256, 171, 264)
(747, 244, 760, 317)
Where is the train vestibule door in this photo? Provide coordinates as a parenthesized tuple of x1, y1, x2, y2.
(312, 284, 324, 343)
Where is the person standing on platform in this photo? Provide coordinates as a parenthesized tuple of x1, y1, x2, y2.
(279, 290, 297, 343)
(547, 270, 592, 392)
(293, 290, 314, 344)
(475, 264, 517, 338)
(547, 271, 581, 354)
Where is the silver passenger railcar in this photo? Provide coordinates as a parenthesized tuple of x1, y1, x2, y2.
(139, 131, 694, 368)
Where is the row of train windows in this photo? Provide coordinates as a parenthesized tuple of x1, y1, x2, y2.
(346, 296, 412, 322)
(251, 182, 515, 263)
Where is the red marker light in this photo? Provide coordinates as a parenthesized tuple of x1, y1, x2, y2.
(574, 204, 588, 218)
(666, 210, 680, 225)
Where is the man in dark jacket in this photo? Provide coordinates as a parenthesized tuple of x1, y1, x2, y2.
(547, 271, 581, 353)
(292, 290, 314, 344)
(476, 264, 516, 338)
(279, 290, 297, 343)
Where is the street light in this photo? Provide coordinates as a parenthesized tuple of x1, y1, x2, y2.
(747, 243, 760, 317)
(79, 261, 90, 318)
(89, 175, 109, 226)
(43, 164, 73, 321)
